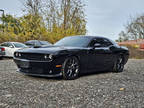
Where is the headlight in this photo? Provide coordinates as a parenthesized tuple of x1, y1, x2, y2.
(49, 54, 53, 60)
(44, 55, 48, 59)
(15, 52, 18, 57)
(44, 54, 53, 60)
(15, 52, 21, 57)
(19, 53, 21, 57)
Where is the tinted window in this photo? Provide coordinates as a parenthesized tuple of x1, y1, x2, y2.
(40, 41, 51, 45)
(33, 41, 40, 46)
(103, 39, 113, 46)
(25, 41, 35, 45)
(90, 38, 113, 47)
(25, 40, 40, 46)
(0, 43, 8, 47)
(54, 36, 91, 47)
(25, 43, 33, 45)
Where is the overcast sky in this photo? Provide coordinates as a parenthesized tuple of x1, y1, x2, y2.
(0, 0, 144, 40)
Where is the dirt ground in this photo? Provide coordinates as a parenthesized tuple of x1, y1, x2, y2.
(0, 59, 144, 108)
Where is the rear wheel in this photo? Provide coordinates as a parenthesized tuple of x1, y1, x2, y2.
(62, 57, 80, 80)
(113, 55, 124, 72)
(0, 56, 3, 60)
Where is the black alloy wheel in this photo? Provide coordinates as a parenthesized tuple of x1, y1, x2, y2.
(113, 55, 124, 72)
(62, 57, 80, 80)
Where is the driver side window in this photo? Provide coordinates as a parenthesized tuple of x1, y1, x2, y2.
(89, 38, 113, 47)
(89, 38, 103, 47)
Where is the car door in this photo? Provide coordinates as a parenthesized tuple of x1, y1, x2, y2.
(100, 38, 114, 69)
(10, 43, 23, 57)
(87, 38, 113, 71)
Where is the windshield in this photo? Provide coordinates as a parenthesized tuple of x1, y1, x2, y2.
(13, 43, 28, 48)
(40, 41, 51, 45)
(54, 36, 91, 47)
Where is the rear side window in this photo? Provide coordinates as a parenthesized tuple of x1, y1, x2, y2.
(103, 39, 113, 47)
(35, 41, 41, 46)
(0, 43, 8, 47)
(25, 41, 35, 45)
(40, 41, 51, 45)
(89, 38, 113, 47)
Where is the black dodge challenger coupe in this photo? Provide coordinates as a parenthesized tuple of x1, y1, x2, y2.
(14, 36, 129, 80)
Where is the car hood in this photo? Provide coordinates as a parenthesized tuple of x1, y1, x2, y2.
(16, 46, 84, 54)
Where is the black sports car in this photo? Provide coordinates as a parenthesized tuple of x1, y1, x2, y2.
(14, 36, 129, 80)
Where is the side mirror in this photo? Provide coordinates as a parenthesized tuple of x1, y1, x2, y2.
(9, 46, 14, 48)
(94, 43, 101, 48)
(109, 45, 116, 50)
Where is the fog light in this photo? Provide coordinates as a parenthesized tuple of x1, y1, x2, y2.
(49, 70, 52, 74)
(49, 54, 53, 60)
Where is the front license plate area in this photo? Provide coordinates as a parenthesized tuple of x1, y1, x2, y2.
(20, 61, 29, 68)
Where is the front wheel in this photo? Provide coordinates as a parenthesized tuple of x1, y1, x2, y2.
(62, 57, 80, 80)
(113, 55, 124, 73)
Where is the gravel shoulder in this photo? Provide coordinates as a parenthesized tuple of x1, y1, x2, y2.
(0, 59, 144, 108)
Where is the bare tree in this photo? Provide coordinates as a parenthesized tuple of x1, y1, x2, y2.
(127, 15, 144, 39)
(24, 0, 42, 15)
(118, 14, 144, 41)
(42, 0, 86, 35)
(118, 31, 128, 42)
(22, 0, 86, 42)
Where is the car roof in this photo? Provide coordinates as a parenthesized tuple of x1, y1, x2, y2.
(66, 35, 117, 45)
(25, 40, 38, 42)
(1, 42, 22, 44)
(25, 40, 49, 43)
(66, 35, 109, 40)
(11, 42, 23, 43)
(25, 40, 46, 42)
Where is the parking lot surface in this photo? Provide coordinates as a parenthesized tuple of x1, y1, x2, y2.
(0, 59, 144, 108)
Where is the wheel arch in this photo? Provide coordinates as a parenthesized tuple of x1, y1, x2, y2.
(64, 54, 81, 68)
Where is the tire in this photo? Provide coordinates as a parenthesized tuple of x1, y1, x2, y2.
(62, 56, 80, 80)
(113, 55, 124, 73)
(0, 56, 3, 60)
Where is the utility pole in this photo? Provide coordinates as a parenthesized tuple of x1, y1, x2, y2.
(0, 9, 4, 33)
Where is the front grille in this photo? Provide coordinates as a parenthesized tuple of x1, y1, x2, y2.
(20, 68, 43, 74)
(17, 53, 50, 61)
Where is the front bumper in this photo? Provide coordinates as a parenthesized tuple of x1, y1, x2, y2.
(13, 57, 63, 77)
(16, 69, 62, 77)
